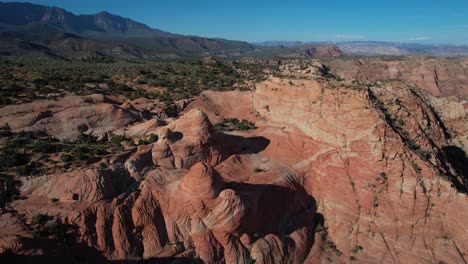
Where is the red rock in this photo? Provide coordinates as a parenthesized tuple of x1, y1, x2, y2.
(1, 59, 467, 263)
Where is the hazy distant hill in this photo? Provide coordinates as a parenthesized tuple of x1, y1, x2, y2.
(337, 41, 468, 56)
(253, 41, 326, 48)
(255, 40, 468, 57)
(251, 44, 343, 58)
(0, 2, 256, 58)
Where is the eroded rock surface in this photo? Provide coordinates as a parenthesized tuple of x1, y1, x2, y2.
(1, 61, 467, 264)
(325, 56, 468, 98)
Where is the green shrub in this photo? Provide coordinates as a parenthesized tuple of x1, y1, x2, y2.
(29, 141, 58, 154)
(75, 134, 98, 144)
(351, 245, 363, 253)
(325, 240, 343, 256)
(215, 118, 257, 131)
(0, 151, 29, 168)
(147, 134, 158, 143)
(31, 213, 50, 226)
(0, 174, 20, 208)
(59, 154, 73, 163)
(0, 123, 11, 137)
(411, 162, 422, 173)
(110, 134, 127, 145)
(15, 164, 37, 176)
(405, 138, 421, 151)
(71, 147, 89, 162)
(31, 218, 73, 241)
(416, 149, 432, 160)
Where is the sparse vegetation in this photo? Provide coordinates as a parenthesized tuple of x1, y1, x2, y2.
(411, 161, 422, 173)
(215, 118, 257, 132)
(31, 213, 50, 226)
(0, 123, 12, 137)
(30, 213, 73, 241)
(325, 240, 343, 256)
(351, 245, 363, 253)
(415, 148, 432, 160)
(404, 138, 421, 151)
(0, 130, 138, 177)
(147, 134, 159, 143)
(0, 173, 20, 209)
(0, 56, 273, 104)
(379, 172, 387, 179)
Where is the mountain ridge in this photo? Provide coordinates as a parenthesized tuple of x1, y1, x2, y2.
(2, 2, 467, 58)
(0, 1, 175, 37)
(0, 1, 257, 58)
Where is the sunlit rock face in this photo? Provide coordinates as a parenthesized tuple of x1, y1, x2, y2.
(1, 65, 467, 263)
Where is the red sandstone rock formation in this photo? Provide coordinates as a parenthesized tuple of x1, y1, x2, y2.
(325, 56, 468, 99)
(0, 61, 467, 264)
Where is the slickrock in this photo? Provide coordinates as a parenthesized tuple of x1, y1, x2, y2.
(254, 77, 378, 147)
(22, 167, 134, 202)
(0, 94, 140, 139)
(187, 90, 256, 124)
(1, 70, 467, 264)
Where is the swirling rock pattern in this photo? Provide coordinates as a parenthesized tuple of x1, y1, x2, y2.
(1, 72, 467, 264)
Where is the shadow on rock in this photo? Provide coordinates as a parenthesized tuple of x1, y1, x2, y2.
(216, 133, 270, 155)
(227, 181, 317, 237)
(0, 237, 203, 263)
(438, 145, 468, 193)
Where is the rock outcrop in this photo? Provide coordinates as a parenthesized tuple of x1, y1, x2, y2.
(0, 94, 140, 139)
(151, 109, 225, 169)
(325, 56, 468, 98)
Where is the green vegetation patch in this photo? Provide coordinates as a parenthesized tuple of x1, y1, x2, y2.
(0, 56, 273, 105)
(0, 129, 132, 177)
(215, 118, 257, 132)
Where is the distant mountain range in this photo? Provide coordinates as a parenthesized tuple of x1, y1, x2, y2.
(338, 41, 468, 56)
(1, 2, 467, 58)
(254, 41, 468, 57)
(0, 2, 257, 58)
(252, 41, 327, 48)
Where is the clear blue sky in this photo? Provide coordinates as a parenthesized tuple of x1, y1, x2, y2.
(8, 0, 468, 44)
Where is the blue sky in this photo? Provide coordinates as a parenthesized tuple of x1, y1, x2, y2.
(9, 0, 468, 44)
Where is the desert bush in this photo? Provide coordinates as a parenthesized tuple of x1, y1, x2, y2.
(0, 174, 20, 209)
(351, 245, 363, 253)
(215, 118, 257, 131)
